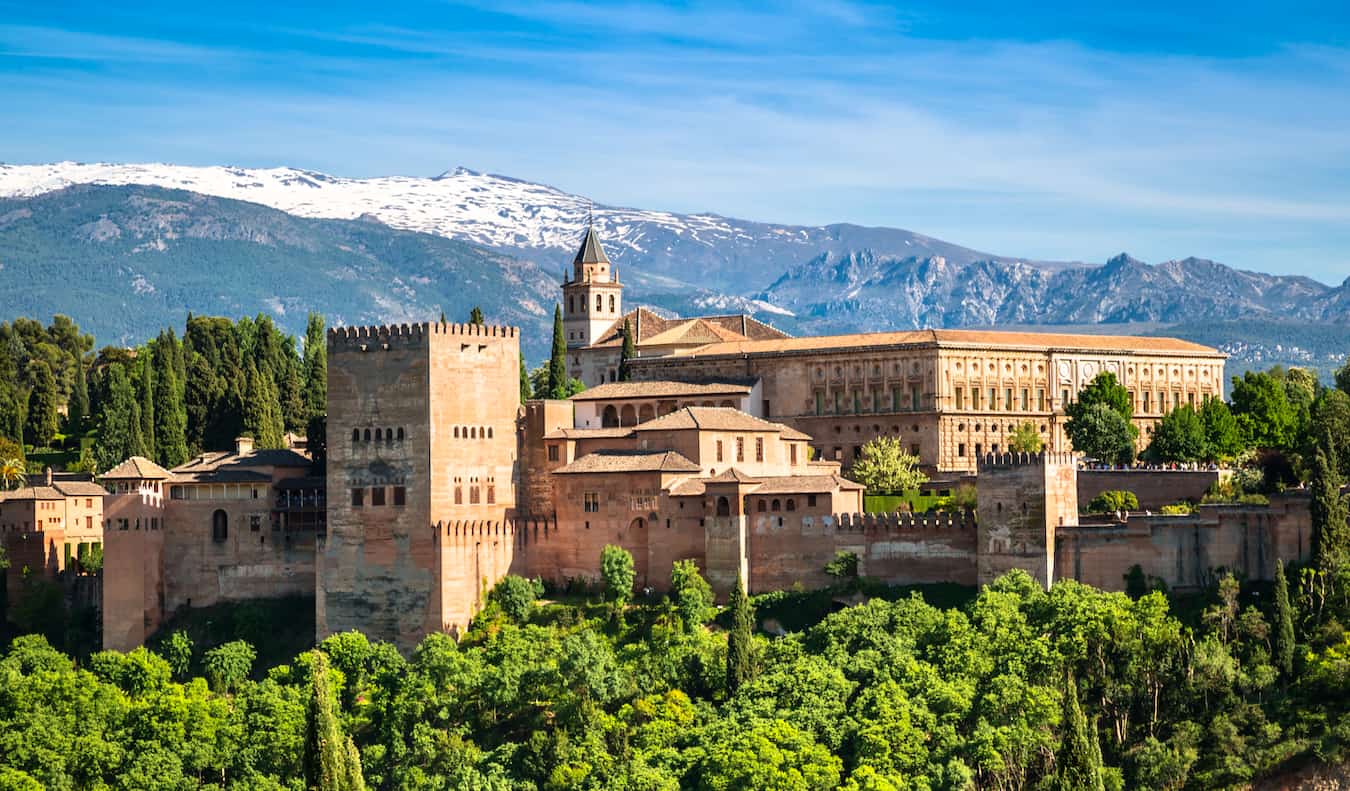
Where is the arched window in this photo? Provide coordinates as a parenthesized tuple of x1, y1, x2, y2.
(397, 427, 405, 441)
(716, 496, 731, 517)
(375, 428, 383, 441)
(351, 428, 360, 443)
(568, 296, 574, 313)
(487, 427, 494, 439)
(609, 295, 616, 313)
(211, 510, 228, 543)
(454, 426, 460, 438)
(363, 429, 371, 442)
(620, 405, 637, 427)
(786, 499, 796, 512)
(596, 294, 603, 312)
(771, 498, 781, 511)
(628, 517, 645, 531)
(454, 486, 463, 505)
(757, 499, 766, 512)
(470, 427, 477, 439)
(602, 405, 619, 428)
(638, 404, 655, 423)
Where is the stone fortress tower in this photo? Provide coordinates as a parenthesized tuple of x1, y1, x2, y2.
(976, 451, 1079, 587)
(318, 321, 520, 651)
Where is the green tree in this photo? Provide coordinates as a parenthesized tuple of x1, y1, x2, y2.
(23, 360, 59, 448)
(520, 357, 532, 402)
(1229, 370, 1296, 449)
(304, 651, 364, 791)
(1272, 560, 1295, 679)
(303, 313, 328, 419)
(1056, 675, 1105, 791)
(1150, 405, 1206, 463)
(243, 362, 286, 450)
(161, 630, 194, 680)
(670, 560, 714, 631)
(1199, 396, 1243, 460)
(1073, 371, 1133, 419)
(138, 353, 156, 461)
(1310, 449, 1349, 573)
(601, 545, 635, 605)
(696, 719, 841, 791)
(1337, 356, 1350, 396)
(95, 364, 147, 471)
(726, 576, 754, 695)
(1068, 403, 1136, 464)
(152, 334, 189, 468)
(618, 318, 636, 381)
(548, 304, 568, 399)
(1087, 490, 1139, 514)
(0, 455, 26, 490)
(1008, 421, 1045, 453)
(203, 640, 256, 693)
(848, 436, 928, 494)
(469, 306, 485, 325)
(489, 575, 537, 622)
(66, 356, 89, 434)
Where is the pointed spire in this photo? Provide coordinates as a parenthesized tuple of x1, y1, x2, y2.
(572, 222, 610, 266)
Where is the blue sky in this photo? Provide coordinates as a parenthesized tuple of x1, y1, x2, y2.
(3, 1, 1350, 284)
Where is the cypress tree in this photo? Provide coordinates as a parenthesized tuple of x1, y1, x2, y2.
(1272, 559, 1295, 679)
(139, 354, 156, 461)
(303, 313, 327, 419)
(726, 576, 754, 695)
(95, 364, 147, 471)
(1310, 449, 1349, 573)
(469, 306, 485, 325)
(67, 356, 89, 434)
(618, 318, 636, 381)
(520, 357, 531, 403)
(303, 652, 349, 791)
(1056, 674, 1105, 791)
(153, 336, 189, 468)
(281, 359, 307, 432)
(243, 362, 286, 450)
(23, 360, 59, 449)
(548, 304, 567, 399)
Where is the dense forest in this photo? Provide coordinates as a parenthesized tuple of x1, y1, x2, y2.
(2, 557, 1350, 790)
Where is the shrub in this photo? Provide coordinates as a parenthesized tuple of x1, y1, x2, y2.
(1087, 490, 1139, 514)
(601, 545, 636, 605)
(489, 575, 538, 622)
(1159, 503, 1195, 516)
(824, 551, 859, 579)
(670, 560, 714, 630)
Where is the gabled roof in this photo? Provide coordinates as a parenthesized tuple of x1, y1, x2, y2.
(543, 427, 637, 440)
(573, 225, 610, 266)
(52, 481, 110, 497)
(553, 449, 701, 474)
(101, 455, 173, 481)
(707, 467, 758, 484)
(169, 447, 310, 484)
(633, 406, 812, 439)
(669, 328, 1221, 358)
(669, 473, 863, 497)
(568, 380, 754, 402)
(587, 307, 789, 350)
(0, 486, 64, 502)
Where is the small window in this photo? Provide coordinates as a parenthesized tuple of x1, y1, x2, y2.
(716, 440, 724, 463)
(393, 486, 406, 506)
(755, 437, 764, 462)
(958, 442, 967, 457)
(548, 445, 559, 461)
(736, 437, 745, 462)
(786, 499, 795, 512)
(454, 486, 463, 505)
(250, 515, 261, 532)
(757, 499, 767, 512)
(790, 444, 798, 465)
(469, 486, 480, 504)
(487, 485, 495, 504)
(211, 510, 228, 543)
(584, 492, 600, 513)
(363, 428, 371, 442)
(807, 494, 818, 507)
(375, 428, 383, 442)
(351, 488, 364, 508)
(352, 429, 360, 443)
(397, 427, 405, 441)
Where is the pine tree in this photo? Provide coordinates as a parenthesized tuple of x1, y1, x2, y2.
(469, 306, 485, 325)
(66, 356, 89, 434)
(1056, 674, 1105, 791)
(726, 576, 754, 695)
(548, 304, 568, 399)
(23, 360, 59, 449)
(302, 313, 327, 420)
(139, 354, 156, 461)
(95, 364, 148, 471)
(1272, 560, 1295, 679)
(618, 318, 636, 381)
(1310, 449, 1349, 573)
(153, 336, 189, 468)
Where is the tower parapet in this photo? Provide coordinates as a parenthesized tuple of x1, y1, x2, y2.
(976, 450, 1079, 587)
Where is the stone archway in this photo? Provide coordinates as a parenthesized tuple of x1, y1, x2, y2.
(716, 496, 731, 517)
(602, 405, 619, 428)
(638, 404, 655, 424)
(620, 404, 637, 427)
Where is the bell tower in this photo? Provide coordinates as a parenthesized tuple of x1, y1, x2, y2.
(561, 222, 623, 349)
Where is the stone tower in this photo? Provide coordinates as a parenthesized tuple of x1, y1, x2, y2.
(561, 224, 624, 349)
(975, 451, 1078, 588)
(319, 321, 520, 652)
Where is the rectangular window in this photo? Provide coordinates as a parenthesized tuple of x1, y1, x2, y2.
(1037, 389, 1046, 411)
(834, 391, 843, 414)
(1062, 389, 1070, 407)
(955, 387, 965, 409)
(807, 494, 818, 507)
(853, 445, 862, 459)
(393, 486, 406, 507)
(958, 442, 967, 457)
(716, 440, 724, 462)
(1020, 389, 1029, 411)
(736, 437, 745, 462)
(911, 385, 921, 411)
(469, 486, 480, 504)
(371, 487, 386, 507)
(584, 492, 600, 513)
(910, 443, 920, 456)
(1173, 392, 1181, 409)
(351, 488, 364, 508)
(547, 444, 559, 461)
(1187, 392, 1195, 407)
(86, 516, 92, 529)
(790, 444, 798, 465)
(853, 392, 861, 414)
(1144, 391, 1151, 412)
(250, 515, 261, 532)
(1004, 388, 1013, 411)
(814, 392, 823, 416)
(755, 437, 764, 462)
(972, 388, 981, 409)
(455, 486, 463, 505)
(763, 399, 771, 415)
(487, 486, 495, 504)
(989, 388, 998, 411)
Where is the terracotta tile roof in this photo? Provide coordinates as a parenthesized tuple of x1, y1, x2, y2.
(589, 308, 789, 349)
(542, 427, 636, 440)
(668, 328, 1221, 357)
(101, 455, 173, 480)
(52, 481, 110, 497)
(569, 380, 754, 402)
(0, 486, 64, 501)
(169, 448, 309, 484)
(668, 473, 862, 497)
(707, 467, 759, 484)
(553, 449, 701, 474)
(633, 406, 812, 439)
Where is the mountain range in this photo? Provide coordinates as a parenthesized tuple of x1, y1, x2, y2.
(0, 162, 1346, 374)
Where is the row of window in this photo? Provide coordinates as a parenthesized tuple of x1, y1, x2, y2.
(754, 496, 818, 512)
(452, 426, 495, 439)
(351, 486, 408, 508)
(713, 436, 777, 464)
(352, 427, 406, 443)
(814, 386, 926, 416)
(566, 294, 618, 315)
(953, 386, 1046, 412)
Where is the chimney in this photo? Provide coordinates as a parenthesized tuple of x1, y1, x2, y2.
(44, 467, 53, 487)
(235, 436, 254, 455)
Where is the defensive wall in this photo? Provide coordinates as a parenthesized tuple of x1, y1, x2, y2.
(1077, 468, 1228, 511)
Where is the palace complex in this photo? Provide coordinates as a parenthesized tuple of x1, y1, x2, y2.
(62, 225, 1313, 653)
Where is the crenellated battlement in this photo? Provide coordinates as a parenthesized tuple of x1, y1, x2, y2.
(830, 510, 975, 531)
(434, 516, 556, 538)
(978, 450, 1078, 470)
(327, 321, 519, 352)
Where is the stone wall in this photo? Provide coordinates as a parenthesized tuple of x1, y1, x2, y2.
(102, 519, 164, 652)
(977, 452, 1078, 587)
(1078, 469, 1226, 510)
